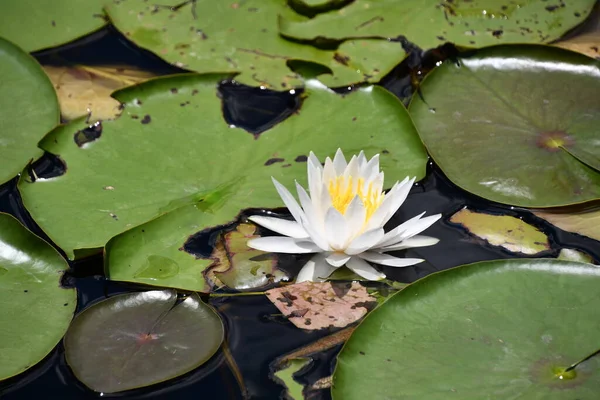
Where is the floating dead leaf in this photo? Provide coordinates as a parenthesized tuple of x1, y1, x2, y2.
(534, 208, 600, 242)
(265, 281, 376, 330)
(204, 223, 289, 291)
(270, 326, 354, 399)
(42, 65, 156, 121)
(450, 208, 550, 255)
(557, 248, 595, 264)
(554, 2, 600, 59)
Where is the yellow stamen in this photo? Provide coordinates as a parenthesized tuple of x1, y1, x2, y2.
(328, 176, 383, 221)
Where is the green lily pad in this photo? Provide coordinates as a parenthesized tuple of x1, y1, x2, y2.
(64, 290, 224, 393)
(280, 0, 596, 51)
(105, 0, 406, 89)
(449, 208, 550, 254)
(409, 45, 600, 207)
(0, 213, 76, 380)
(332, 259, 600, 399)
(0, 0, 106, 52)
(0, 37, 59, 185)
(18, 74, 425, 269)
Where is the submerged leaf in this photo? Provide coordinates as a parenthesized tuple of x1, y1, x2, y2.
(449, 208, 550, 255)
(43, 65, 156, 121)
(0, 213, 76, 380)
(333, 259, 600, 399)
(273, 358, 312, 400)
(205, 223, 289, 290)
(64, 290, 224, 393)
(265, 281, 377, 330)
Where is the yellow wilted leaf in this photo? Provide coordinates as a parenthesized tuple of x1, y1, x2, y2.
(42, 65, 156, 121)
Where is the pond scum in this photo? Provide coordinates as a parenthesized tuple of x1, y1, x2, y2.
(0, 1, 600, 399)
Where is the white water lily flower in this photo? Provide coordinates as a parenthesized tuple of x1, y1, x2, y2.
(247, 149, 441, 282)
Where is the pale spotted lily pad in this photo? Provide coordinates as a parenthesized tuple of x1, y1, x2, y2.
(449, 208, 550, 255)
(265, 281, 377, 330)
(105, 0, 406, 89)
(280, 0, 596, 51)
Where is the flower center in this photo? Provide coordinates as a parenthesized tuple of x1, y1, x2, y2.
(328, 176, 383, 221)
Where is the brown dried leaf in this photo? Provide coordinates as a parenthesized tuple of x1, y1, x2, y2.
(553, 2, 600, 59)
(43, 65, 155, 121)
(265, 281, 376, 330)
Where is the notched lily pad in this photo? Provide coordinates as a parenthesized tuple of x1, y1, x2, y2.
(409, 45, 600, 207)
(64, 290, 224, 393)
(332, 259, 600, 399)
(0, 213, 76, 381)
(204, 223, 289, 290)
(449, 208, 550, 255)
(105, 0, 406, 89)
(43, 65, 156, 121)
(280, 0, 596, 51)
(554, 1, 600, 59)
(265, 281, 377, 330)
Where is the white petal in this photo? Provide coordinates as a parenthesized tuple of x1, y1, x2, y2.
(247, 237, 321, 254)
(333, 148, 347, 174)
(307, 155, 323, 205)
(308, 151, 323, 171)
(248, 216, 308, 239)
(375, 212, 426, 248)
(366, 178, 410, 230)
(398, 214, 442, 242)
(380, 235, 439, 251)
(272, 177, 305, 224)
(323, 157, 336, 186)
(357, 150, 367, 168)
(324, 207, 349, 250)
(326, 252, 351, 267)
(359, 251, 424, 267)
(379, 177, 415, 226)
(344, 155, 360, 181)
(347, 256, 386, 281)
(346, 228, 385, 255)
(344, 196, 366, 234)
(361, 153, 380, 182)
(295, 182, 329, 249)
(296, 253, 336, 283)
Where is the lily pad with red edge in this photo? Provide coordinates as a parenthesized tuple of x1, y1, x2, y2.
(63, 290, 224, 393)
(332, 259, 600, 400)
(0, 213, 76, 381)
(409, 45, 600, 208)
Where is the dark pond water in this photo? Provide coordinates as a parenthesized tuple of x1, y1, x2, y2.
(1, 27, 598, 400)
